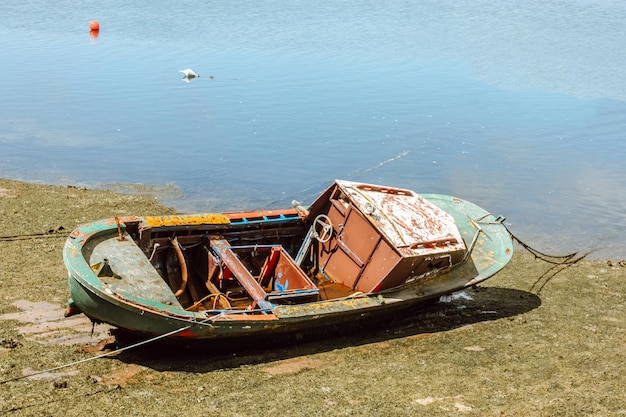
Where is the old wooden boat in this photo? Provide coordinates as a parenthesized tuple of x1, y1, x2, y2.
(63, 180, 513, 343)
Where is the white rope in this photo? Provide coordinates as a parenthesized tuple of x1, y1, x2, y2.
(0, 325, 191, 385)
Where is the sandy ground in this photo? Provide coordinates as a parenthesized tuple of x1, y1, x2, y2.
(0, 178, 624, 416)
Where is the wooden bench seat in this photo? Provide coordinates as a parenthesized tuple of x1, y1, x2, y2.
(209, 238, 319, 308)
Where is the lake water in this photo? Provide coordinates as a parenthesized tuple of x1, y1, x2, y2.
(1, 0, 625, 259)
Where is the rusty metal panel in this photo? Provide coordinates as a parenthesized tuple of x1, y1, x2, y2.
(340, 207, 381, 264)
(353, 239, 400, 293)
(322, 246, 362, 288)
(326, 202, 345, 235)
(273, 248, 317, 291)
(335, 180, 466, 257)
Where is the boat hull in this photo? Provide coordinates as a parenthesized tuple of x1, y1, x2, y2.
(66, 266, 472, 344)
(63, 184, 513, 344)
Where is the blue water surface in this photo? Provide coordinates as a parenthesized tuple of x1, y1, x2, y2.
(1, 0, 625, 259)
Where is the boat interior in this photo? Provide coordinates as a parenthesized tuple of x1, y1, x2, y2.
(124, 180, 466, 312)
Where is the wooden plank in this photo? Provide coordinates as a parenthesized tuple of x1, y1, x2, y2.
(209, 239, 267, 304)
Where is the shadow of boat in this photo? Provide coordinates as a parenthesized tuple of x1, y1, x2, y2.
(110, 286, 540, 372)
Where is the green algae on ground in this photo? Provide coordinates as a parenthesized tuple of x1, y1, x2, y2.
(0, 178, 624, 416)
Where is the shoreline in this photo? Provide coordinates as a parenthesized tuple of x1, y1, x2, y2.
(1, 177, 622, 262)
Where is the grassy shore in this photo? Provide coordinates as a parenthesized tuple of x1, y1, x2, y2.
(0, 178, 624, 416)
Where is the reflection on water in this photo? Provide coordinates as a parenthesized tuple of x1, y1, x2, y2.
(0, 1, 624, 259)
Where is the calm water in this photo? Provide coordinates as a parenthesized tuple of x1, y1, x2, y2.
(1, 1, 625, 259)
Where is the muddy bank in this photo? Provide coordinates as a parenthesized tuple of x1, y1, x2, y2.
(0, 178, 624, 416)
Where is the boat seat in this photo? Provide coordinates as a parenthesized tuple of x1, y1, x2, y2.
(208, 238, 319, 307)
(209, 239, 269, 309)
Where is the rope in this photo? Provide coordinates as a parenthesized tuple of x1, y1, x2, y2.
(0, 227, 67, 241)
(0, 325, 191, 385)
(502, 223, 588, 266)
(499, 223, 589, 294)
(186, 293, 231, 311)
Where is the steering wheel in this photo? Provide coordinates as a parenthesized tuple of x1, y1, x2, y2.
(313, 214, 333, 243)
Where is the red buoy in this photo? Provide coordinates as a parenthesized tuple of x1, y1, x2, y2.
(89, 20, 100, 31)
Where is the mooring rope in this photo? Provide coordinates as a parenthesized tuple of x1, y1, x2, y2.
(0, 325, 191, 385)
(502, 223, 588, 266)
(0, 227, 67, 241)
(496, 222, 590, 294)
